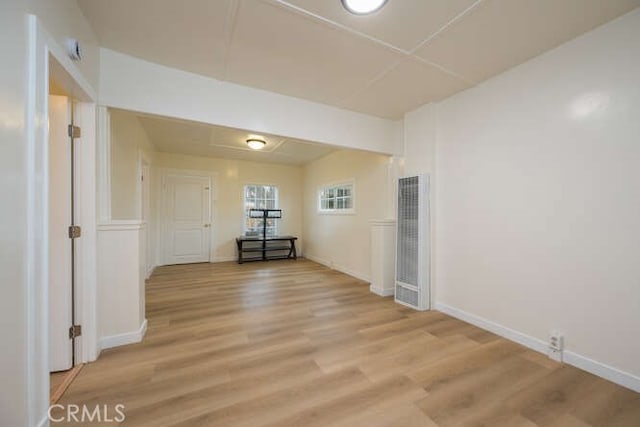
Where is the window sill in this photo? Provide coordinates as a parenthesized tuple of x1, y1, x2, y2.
(317, 209, 356, 216)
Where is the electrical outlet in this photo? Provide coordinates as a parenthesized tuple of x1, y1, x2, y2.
(548, 330, 564, 362)
(549, 330, 564, 351)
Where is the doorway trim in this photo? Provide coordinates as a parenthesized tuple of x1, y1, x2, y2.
(139, 150, 153, 278)
(26, 15, 98, 426)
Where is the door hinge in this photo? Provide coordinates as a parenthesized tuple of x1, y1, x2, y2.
(68, 225, 82, 239)
(69, 325, 82, 339)
(68, 124, 81, 138)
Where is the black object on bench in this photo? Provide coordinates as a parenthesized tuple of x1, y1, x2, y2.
(236, 235, 297, 264)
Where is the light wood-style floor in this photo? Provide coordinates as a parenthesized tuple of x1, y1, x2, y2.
(59, 259, 640, 426)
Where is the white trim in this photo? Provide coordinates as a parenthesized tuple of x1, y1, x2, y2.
(145, 265, 157, 280)
(99, 319, 148, 351)
(25, 17, 43, 427)
(37, 416, 48, 427)
(27, 14, 99, 426)
(304, 254, 370, 283)
(435, 302, 640, 393)
(212, 256, 238, 263)
(98, 220, 145, 231)
(369, 219, 396, 227)
(370, 286, 394, 297)
(97, 106, 111, 222)
(564, 351, 640, 393)
(434, 302, 548, 353)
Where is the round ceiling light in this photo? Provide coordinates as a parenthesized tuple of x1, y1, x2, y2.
(246, 138, 266, 150)
(341, 0, 388, 15)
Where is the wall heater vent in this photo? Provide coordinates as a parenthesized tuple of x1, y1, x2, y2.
(395, 174, 430, 311)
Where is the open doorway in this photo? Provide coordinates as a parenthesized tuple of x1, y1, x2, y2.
(47, 55, 92, 404)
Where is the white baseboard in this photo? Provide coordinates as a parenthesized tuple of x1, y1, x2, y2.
(145, 264, 156, 279)
(304, 253, 329, 266)
(434, 302, 548, 354)
(564, 350, 640, 393)
(304, 254, 370, 283)
(370, 285, 394, 297)
(99, 319, 147, 351)
(435, 302, 640, 393)
(211, 256, 237, 263)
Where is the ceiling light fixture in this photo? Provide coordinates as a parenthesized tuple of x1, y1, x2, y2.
(246, 138, 266, 150)
(341, 0, 388, 15)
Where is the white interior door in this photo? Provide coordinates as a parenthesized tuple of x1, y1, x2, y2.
(164, 174, 211, 264)
(49, 95, 73, 372)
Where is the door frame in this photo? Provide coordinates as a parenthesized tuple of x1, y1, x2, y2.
(26, 15, 98, 425)
(138, 150, 154, 277)
(159, 168, 216, 266)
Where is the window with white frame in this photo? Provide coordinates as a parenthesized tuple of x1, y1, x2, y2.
(244, 184, 279, 236)
(318, 181, 355, 213)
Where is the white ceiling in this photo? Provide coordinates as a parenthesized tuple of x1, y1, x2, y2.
(79, 0, 640, 119)
(130, 111, 338, 166)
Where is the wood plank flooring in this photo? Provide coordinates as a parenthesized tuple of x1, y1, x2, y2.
(58, 259, 640, 426)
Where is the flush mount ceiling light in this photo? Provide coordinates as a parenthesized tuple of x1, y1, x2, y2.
(246, 138, 266, 150)
(341, 0, 388, 15)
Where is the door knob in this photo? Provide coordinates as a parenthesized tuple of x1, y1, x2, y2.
(204, 224, 211, 228)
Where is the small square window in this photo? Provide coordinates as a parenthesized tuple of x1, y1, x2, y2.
(318, 181, 355, 214)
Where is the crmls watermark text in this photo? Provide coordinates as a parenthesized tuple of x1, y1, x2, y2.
(48, 404, 126, 423)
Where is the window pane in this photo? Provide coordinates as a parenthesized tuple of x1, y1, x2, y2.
(336, 198, 344, 209)
(344, 197, 353, 209)
(244, 184, 279, 235)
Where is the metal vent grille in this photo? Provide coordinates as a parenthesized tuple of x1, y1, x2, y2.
(396, 176, 419, 286)
(396, 285, 419, 307)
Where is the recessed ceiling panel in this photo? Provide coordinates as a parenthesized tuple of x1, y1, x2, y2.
(77, 0, 234, 78)
(415, 0, 640, 82)
(137, 115, 212, 147)
(81, 0, 640, 119)
(284, 0, 477, 51)
(342, 58, 470, 119)
(225, 0, 401, 106)
(133, 112, 338, 166)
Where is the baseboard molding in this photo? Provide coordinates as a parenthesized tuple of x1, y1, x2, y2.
(435, 302, 640, 393)
(303, 253, 329, 266)
(99, 319, 148, 351)
(370, 285, 394, 297)
(211, 256, 237, 263)
(145, 265, 156, 279)
(564, 350, 640, 393)
(304, 254, 370, 283)
(434, 302, 548, 354)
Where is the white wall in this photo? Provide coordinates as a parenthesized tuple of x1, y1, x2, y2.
(0, 2, 99, 426)
(109, 110, 156, 220)
(405, 9, 640, 386)
(0, 3, 29, 426)
(154, 153, 303, 263)
(99, 48, 402, 156)
(302, 150, 391, 281)
(97, 223, 146, 347)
